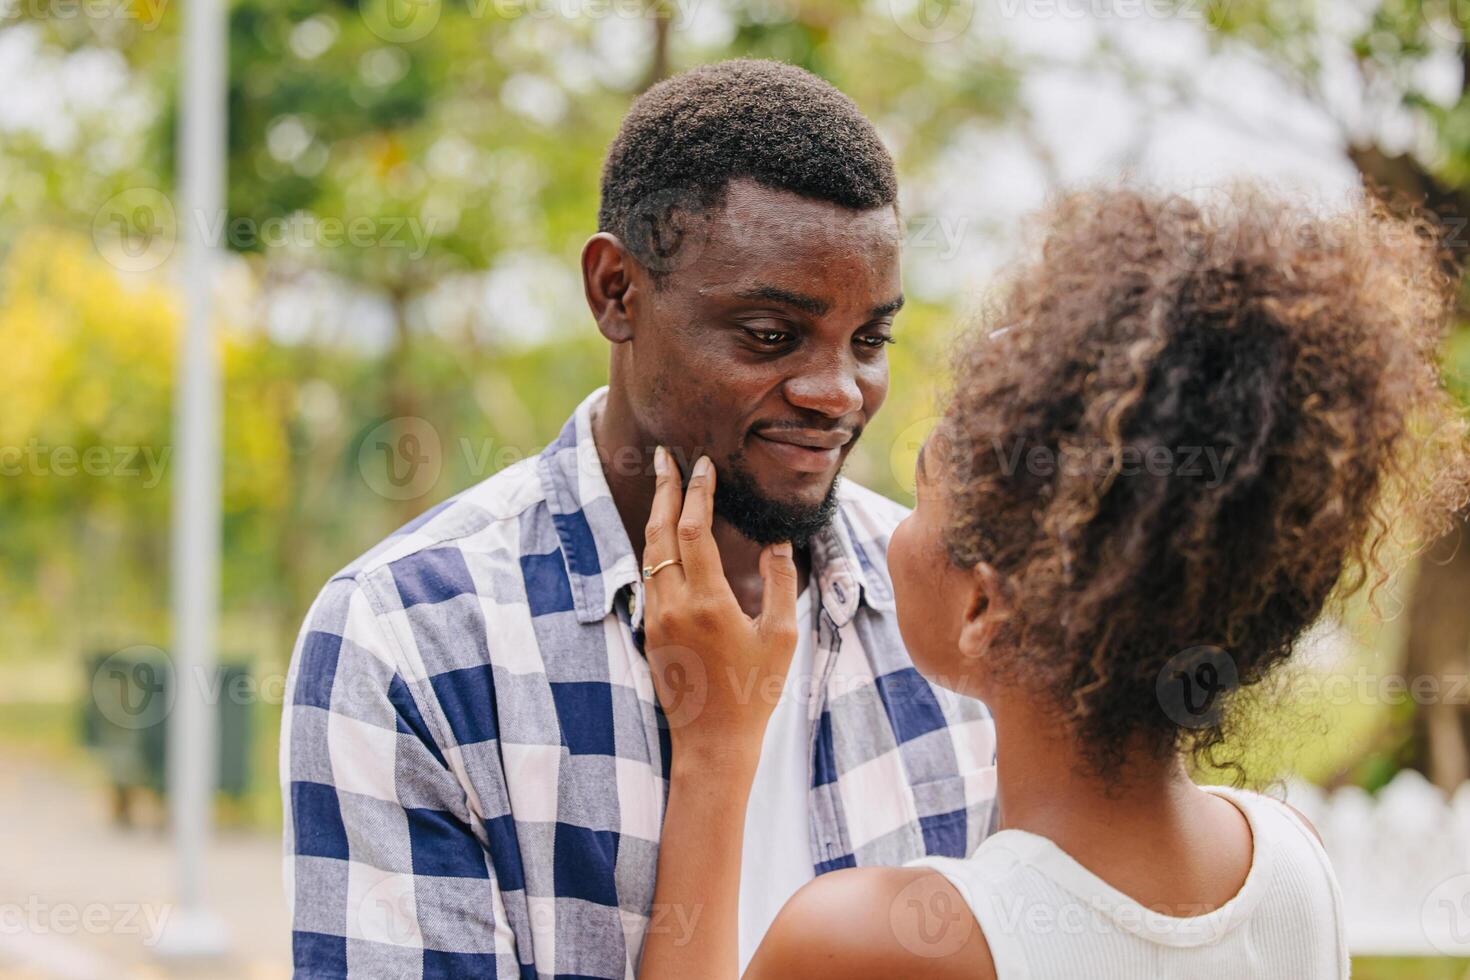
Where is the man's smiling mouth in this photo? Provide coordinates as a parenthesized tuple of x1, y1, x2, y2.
(751, 426, 854, 473)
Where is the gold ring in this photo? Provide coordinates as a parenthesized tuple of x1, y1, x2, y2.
(642, 558, 681, 580)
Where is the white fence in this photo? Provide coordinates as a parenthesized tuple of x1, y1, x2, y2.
(1285, 770, 1470, 957)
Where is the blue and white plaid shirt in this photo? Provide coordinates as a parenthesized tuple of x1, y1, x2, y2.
(281, 386, 997, 979)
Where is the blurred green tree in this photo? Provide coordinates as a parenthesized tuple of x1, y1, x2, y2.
(0, 1, 1022, 673)
(1199, 0, 1470, 790)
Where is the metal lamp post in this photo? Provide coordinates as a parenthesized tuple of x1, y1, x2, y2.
(154, 0, 229, 957)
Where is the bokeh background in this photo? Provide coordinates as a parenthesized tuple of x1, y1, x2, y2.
(5, 0, 1470, 976)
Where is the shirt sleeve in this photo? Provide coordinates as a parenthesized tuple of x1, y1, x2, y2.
(281, 573, 522, 978)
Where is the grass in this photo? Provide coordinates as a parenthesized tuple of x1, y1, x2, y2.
(1353, 958, 1470, 978)
(0, 695, 284, 827)
(0, 698, 90, 765)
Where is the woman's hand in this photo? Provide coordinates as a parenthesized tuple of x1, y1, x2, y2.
(641, 446, 799, 772)
(635, 445, 799, 980)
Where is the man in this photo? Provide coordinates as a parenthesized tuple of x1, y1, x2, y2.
(282, 59, 996, 979)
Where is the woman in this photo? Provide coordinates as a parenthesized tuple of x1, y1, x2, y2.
(634, 188, 1470, 979)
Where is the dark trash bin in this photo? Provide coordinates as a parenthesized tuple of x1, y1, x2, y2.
(81, 648, 253, 825)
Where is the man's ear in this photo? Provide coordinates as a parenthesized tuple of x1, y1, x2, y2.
(582, 233, 641, 344)
(957, 562, 1007, 662)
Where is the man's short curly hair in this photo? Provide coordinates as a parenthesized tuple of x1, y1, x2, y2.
(597, 59, 897, 275)
(934, 186, 1470, 779)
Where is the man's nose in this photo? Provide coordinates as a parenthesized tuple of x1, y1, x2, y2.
(783, 355, 864, 419)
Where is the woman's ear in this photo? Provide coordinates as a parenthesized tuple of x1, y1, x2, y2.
(582, 233, 640, 343)
(957, 562, 1006, 662)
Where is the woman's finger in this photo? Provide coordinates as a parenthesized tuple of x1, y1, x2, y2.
(643, 446, 686, 595)
(675, 455, 724, 590)
(755, 541, 799, 643)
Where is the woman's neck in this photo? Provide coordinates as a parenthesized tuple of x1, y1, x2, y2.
(983, 687, 1257, 917)
(988, 692, 1201, 849)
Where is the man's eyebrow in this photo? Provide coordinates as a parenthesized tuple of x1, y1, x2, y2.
(870, 295, 905, 319)
(733, 285, 830, 317)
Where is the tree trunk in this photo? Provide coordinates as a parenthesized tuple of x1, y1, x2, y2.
(1342, 143, 1470, 791)
(640, 3, 672, 92)
(386, 286, 430, 529)
(1403, 510, 1470, 790)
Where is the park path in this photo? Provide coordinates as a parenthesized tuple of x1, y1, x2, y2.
(0, 750, 290, 979)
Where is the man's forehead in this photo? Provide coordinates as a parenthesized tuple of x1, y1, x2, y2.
(704, 179, 901, 252)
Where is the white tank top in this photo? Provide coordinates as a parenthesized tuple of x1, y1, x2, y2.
(907, 786, 1350, 979)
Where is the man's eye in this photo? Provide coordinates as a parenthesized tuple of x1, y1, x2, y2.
(858, 334, 896, 349)
(746, 329, 791, 346)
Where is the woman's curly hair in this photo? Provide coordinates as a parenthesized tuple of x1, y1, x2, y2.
(936, 186, 1470, 779)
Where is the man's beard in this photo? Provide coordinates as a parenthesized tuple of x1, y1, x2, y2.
(712, 448, 842, 548)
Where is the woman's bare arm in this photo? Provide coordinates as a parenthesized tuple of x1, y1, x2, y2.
(746, 867, 995, 980)
(640, 746, 759, 979)
(635, 448, 798, 980)
(632, 448, 990, 980)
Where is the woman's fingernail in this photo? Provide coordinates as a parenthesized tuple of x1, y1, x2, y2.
(773, 541, 792, 558)
(694, 455, 712, 479)
(654, 445, 668, 477)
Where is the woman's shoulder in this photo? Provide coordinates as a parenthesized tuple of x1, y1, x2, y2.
(745, 865, 995, 980)
(1204, 784, 1327, 849)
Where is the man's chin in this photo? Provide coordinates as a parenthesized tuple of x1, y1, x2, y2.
(712, 456, 842, 547)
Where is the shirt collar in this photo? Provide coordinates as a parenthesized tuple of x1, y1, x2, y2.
(536, 386, 895, 628)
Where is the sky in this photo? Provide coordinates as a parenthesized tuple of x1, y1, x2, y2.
(904, 6, 1397, 299)
(4, 2, 1461, 346)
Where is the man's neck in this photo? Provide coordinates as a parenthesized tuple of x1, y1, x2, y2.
(590, 389, 810, 617)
